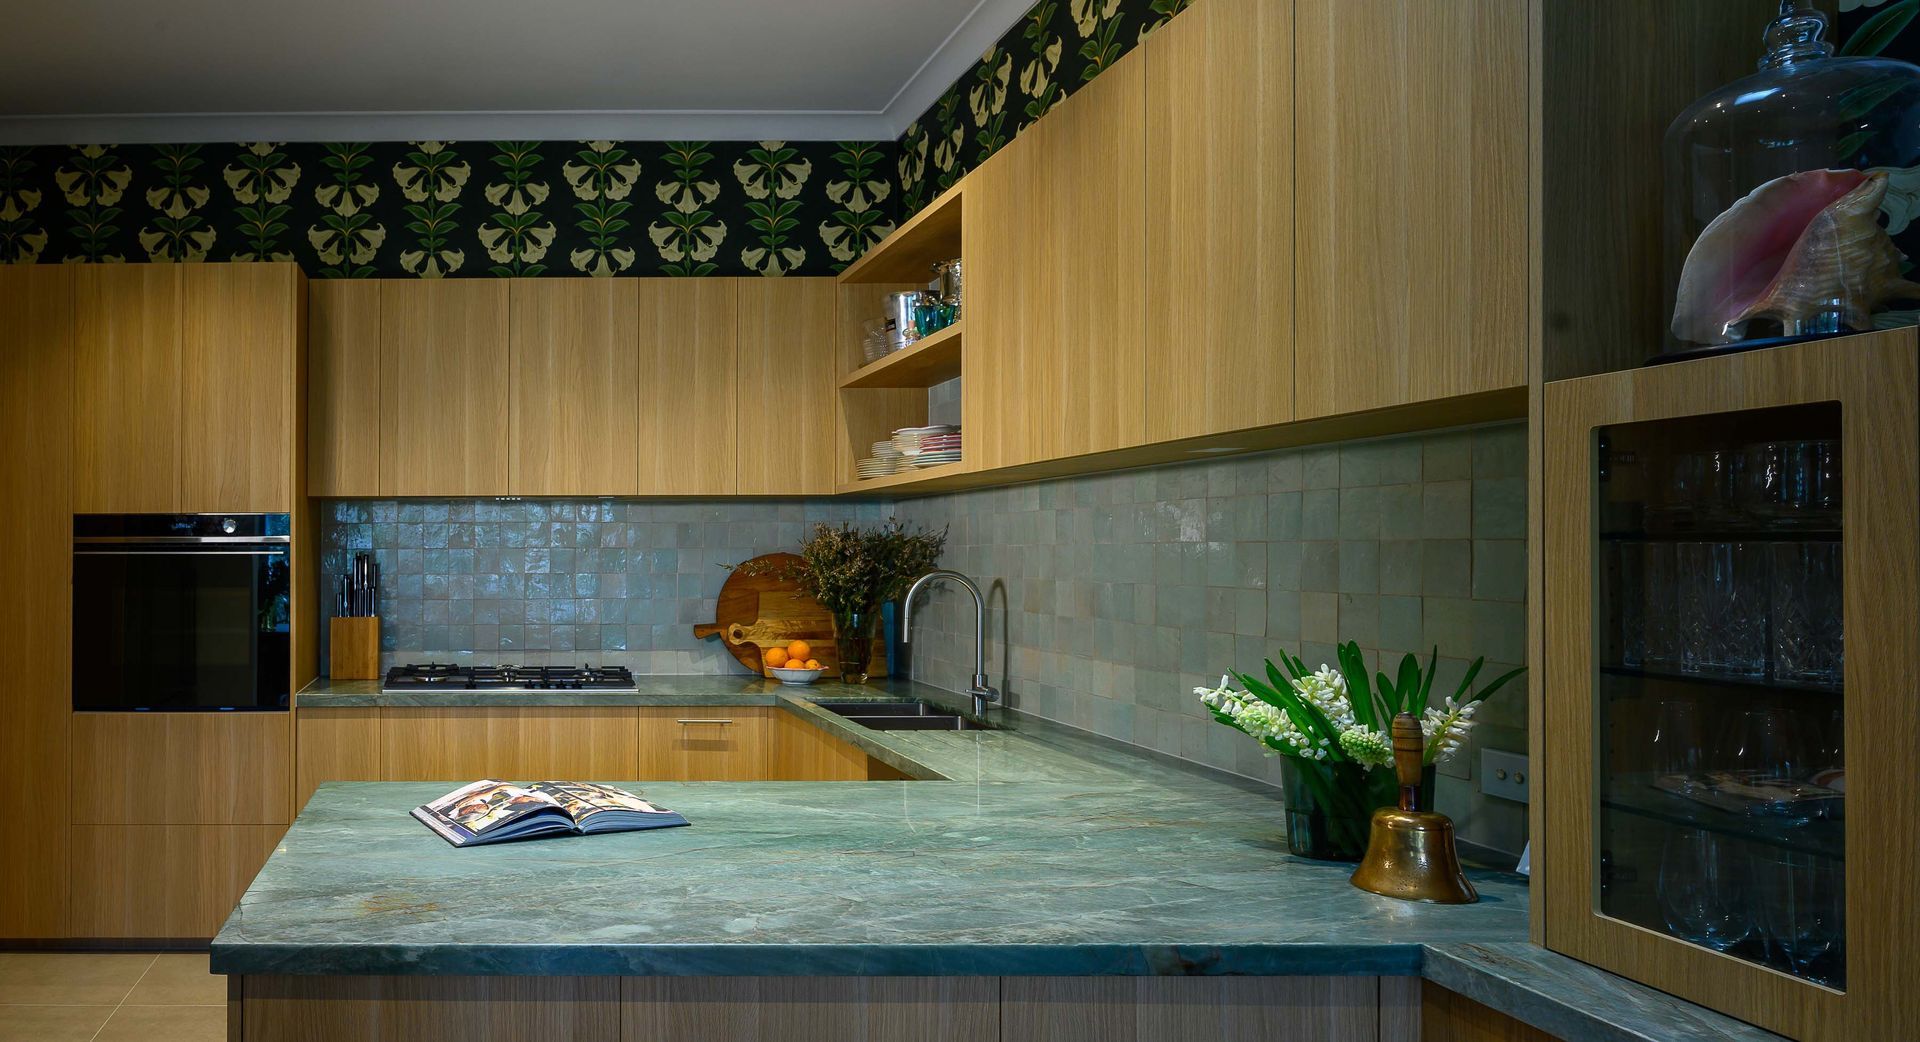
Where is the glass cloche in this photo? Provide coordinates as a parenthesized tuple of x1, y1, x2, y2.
(1663, 1, 1920, 355)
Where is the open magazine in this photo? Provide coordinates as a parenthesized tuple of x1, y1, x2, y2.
(411, 779, 690, 847)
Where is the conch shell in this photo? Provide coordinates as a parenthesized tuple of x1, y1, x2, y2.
(1672, 169, 1920, 345)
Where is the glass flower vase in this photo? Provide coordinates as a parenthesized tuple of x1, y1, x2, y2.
(1279, 757, 1437, 862)
(833, 607, 879, 684)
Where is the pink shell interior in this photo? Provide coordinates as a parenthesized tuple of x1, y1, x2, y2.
(1700, 169, 1868, 323)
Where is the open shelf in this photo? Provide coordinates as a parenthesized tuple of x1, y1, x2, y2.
(839, 323, 964, 389)
(836, 459, 970, 495)
(838, 183, 963, 285)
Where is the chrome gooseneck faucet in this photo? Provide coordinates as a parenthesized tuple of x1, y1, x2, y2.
(900, 570, 999, 717)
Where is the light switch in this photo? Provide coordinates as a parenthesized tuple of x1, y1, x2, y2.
(1480, 749, 1529, 803)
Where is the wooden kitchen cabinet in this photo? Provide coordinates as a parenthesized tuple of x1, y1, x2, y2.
(0, 265, 74, 938)
(69, 824, 284, 940)
(73, 264, 183, 512)
(1143, 0, 1293, 441)
(379, 279, 510, 495)
(1293, 0, 1527, 417)
(637, 278, 738, 494)
(664, 710, 769, 781)
(509, 278, 641, 495)
(308, 280, 382, 497)
(964, 49, 1147, 470)
(180, 262, 303, 511)
(71, 711, 293, 825)
(737, 277, 838, 495)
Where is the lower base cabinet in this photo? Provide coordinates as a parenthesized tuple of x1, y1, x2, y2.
(70, 825, 284, 940)
(227, 975, 1563, 1042)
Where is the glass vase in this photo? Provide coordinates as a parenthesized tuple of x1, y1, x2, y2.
(1279, 757, 1437, 862)
(833, 607, 879, 684)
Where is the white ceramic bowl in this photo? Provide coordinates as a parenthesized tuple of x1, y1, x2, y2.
(767, 666, 825, 686)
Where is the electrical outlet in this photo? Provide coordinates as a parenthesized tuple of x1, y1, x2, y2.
(1480, 749, 1529, 803)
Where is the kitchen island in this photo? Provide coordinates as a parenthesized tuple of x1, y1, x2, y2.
(219, 682, 1784, 1041)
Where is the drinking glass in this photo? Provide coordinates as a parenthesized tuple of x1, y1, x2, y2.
(1606, 541, 1646, 668)
(1752, 849, 1845, 987)
(1643, 542, 1682, 671)
(1657, 828, 1754, 951)
(1770, 541, 1844, 687)
(1775, 440, 1842, 528)
(1678, 542, 1767, 677)
(1652, 699, 1705, 791)
(1738, 442, 1786, 521)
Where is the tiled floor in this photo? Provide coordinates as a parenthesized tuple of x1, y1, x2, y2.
(0, 952, 224, 1041)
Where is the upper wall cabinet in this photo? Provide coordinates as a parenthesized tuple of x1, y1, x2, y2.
(1293, 0, 1528, 418)
(179, 264, 302, 512)
(1144, 0, 1293, 441)
(738, 278, 837, 496)
(75, 263, 303, 514)
(379, 280, 510, 496)
(636, 278, 738, 495)
(308, 281, 381, 498)
(509, 279, 640, 495)
(74, 265, 183, 513)
(966, 48, 1148, 471)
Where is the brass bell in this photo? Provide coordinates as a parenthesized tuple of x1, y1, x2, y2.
(1350, 712, 1478, 904)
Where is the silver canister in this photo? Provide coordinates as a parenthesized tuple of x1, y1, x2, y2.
(886, 290, 925, 345)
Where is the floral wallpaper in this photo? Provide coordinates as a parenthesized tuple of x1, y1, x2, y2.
(0, 139, 897, 277)
(895, 0, 1187, 217)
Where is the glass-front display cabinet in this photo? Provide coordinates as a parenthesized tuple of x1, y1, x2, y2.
(1542, 329, 1918, 1041)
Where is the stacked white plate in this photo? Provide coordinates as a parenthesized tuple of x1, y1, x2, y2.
(855, 440, 904, 480)
(893, 425, 962, 468)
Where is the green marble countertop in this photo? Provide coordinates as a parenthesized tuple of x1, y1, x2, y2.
(243, 677, 1782, 1042)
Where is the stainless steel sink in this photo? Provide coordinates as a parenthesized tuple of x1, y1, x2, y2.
(811, 700, 991, 731)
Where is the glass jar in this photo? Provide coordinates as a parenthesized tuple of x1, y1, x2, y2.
(1662, 1, 1920, 355)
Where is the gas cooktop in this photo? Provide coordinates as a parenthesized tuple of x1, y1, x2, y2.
(382, 663, 638, 693)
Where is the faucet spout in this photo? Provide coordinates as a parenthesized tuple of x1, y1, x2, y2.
(901, 569, 998, 716)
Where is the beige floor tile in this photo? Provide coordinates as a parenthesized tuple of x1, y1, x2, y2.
(94, 1004, 226, 1042)
(0, 953, 154, 1005)
(0, 1004, 116, 1041)
(125, 953, 226, 1006)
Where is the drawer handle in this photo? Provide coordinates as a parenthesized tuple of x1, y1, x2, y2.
(677, 718, 734, 726)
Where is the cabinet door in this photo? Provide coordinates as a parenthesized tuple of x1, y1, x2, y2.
(74, 264, 181, 512)
(1144, 0, 1293, 441)
(1294, 0, 1527, 417)
(0, 266, 72, 938)
(966, 52, 1147, 470)
(509, 278, 640, 495)
(379, 280, 510, 495)
(663, 710, 769, 781)
(1541, 329, 1918, 1042)
(180, 262, 300, 512)
(308, 280, 382, 497)
(70, 824, 283, 939)
(636, 278, 737, 494)
(737, 278, 836, 495)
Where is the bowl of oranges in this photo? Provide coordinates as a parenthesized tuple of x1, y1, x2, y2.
(763, 641, 825, 686)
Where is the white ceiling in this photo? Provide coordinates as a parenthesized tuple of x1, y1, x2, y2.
(0, 0, 1033, 144)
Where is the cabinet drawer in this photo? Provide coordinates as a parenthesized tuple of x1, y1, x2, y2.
(661, 709, 770, 781)
(72, 712, 292, 824)
(70, 824, 283, 939)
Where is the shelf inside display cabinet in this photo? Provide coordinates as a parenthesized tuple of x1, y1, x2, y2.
(1600, 772, 1844, 862)
(1599, 665, 1842, 697)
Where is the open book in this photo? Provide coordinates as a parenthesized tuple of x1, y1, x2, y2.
(412, 779, 690, 847)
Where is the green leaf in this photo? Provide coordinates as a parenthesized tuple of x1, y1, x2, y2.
(1473, 666, 1527, 705)
(1394, 653, 1420, 716)
(1416, 647, 1438, 714)
(1337, 641, 1376, 731)
(1841, 0, 1919, 57)
(1836, 129, 1878, 160)
(1839, 74, 1912, 121)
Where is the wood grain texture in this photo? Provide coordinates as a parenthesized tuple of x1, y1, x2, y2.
(73, 263, 182, 512)
(737, 277, 838, 495)
(838, 182, 963, 285)
(238, 974, 620, 1042)
(1001, 976, 1380, 1042)
(623, 976, 997, 1042)
(1419, 980, 1559, 1041)
(294, 707, 380, 814)
(771, 709, 883, 782)
(375, 706, 775, 782)
(839, 321, 964, 390)
(1380, 975, 1420, 1042)
(71, 711, 293, 825)
(378, 279, 510, 495)
(507, 278, 640, 495)
(1294, 0, 1527, 417)
(306, 279, 382, 496)
(326, 618, 382, 680)
(965, 50, 1147, 470)
(637, 278, 738, 494)
(1144, 0, 1293, 440)
(70, 824, 283, 940)
(0, 265, 73, 938)
(1541, 329, 1918, 1042)
(179, 262, 300, 512)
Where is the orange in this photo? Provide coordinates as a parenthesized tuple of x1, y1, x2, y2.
(764, 647, 790, 668)
(803, 659, 821, 670)
(786, 640, 812, 662)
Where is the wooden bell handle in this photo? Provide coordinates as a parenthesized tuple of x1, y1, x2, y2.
(1391, 712, 1425, 812)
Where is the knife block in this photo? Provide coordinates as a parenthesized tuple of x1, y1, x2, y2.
(329, 617, 382, 680)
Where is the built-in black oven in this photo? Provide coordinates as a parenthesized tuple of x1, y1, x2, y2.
(73, 514, 291, 711)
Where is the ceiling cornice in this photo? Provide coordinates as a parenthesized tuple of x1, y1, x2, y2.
(0, 0, 1039, 146)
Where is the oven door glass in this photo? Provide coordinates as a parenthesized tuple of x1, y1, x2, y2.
(74, 544, 291, 710)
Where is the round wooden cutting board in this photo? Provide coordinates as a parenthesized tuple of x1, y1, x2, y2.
(691, 553, 886, 677)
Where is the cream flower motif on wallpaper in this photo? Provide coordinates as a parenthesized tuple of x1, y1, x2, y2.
(650, 142, 726, 276)
(0, 147, 48, 263)
(56, 144, 132, 262)
(394, 141, 470, 277)
(821, 142, 894, 271)
(565, 140, 641, 276)
(736, 141, 810, 276)
(309, 143, 386, 277)
(479, 142, 556, 276)
(1071, 0, 1121, 35)
(226, 142, 301, 261)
